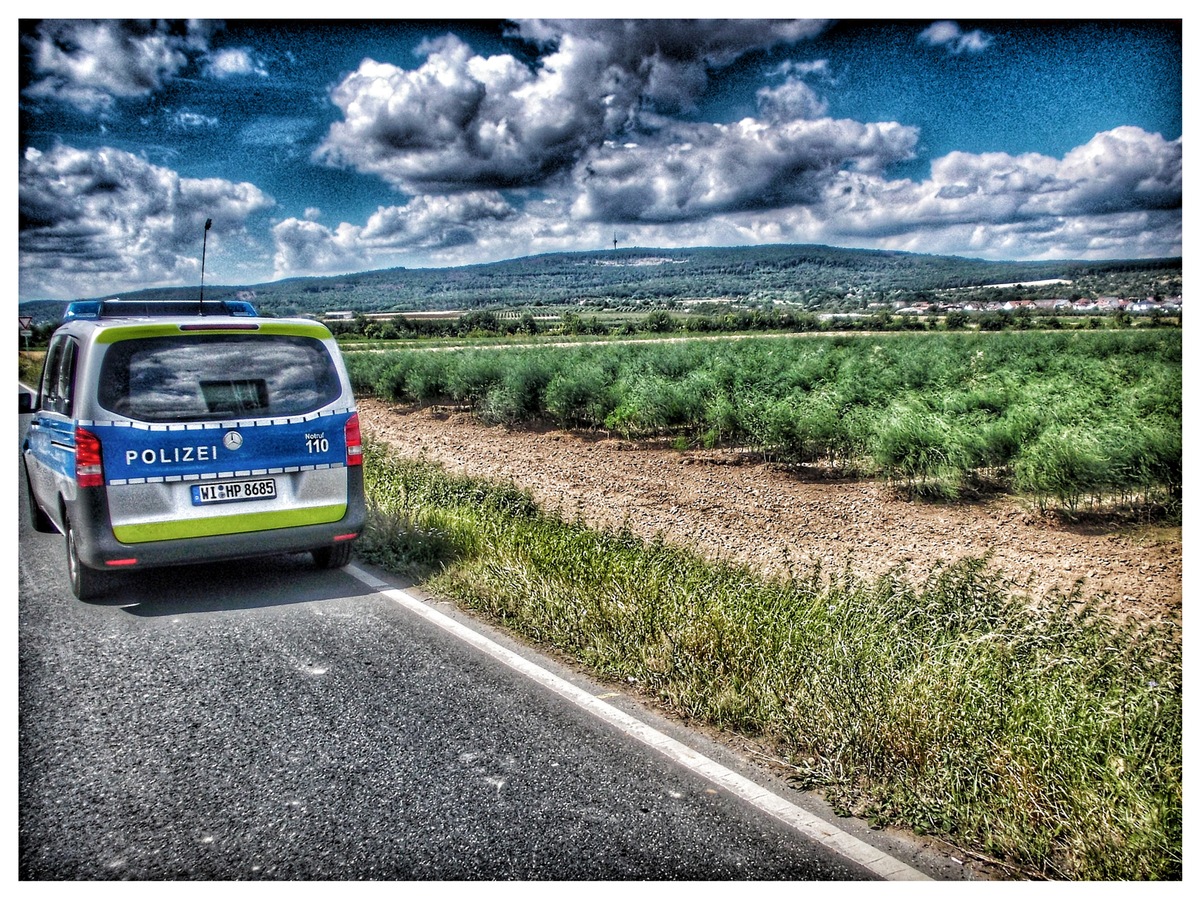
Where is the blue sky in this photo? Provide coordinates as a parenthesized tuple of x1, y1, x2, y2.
(15, 10, 1184, 302)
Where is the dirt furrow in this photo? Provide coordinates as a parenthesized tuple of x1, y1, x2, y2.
(360, 398, 1182, 625)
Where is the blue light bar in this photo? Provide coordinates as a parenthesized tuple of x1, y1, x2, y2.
(63, 299, 258, 320)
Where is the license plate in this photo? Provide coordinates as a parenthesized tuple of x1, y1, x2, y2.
(191, 478, 276, 505)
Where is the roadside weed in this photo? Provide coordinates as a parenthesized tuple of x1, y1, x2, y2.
(358, 445, 1181, 880)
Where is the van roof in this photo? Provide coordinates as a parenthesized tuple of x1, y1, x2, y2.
(64, 298, 258, 321)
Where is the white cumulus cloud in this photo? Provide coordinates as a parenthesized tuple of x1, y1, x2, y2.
(19, 144, 274, 299)
(21, 20, 210, 112)
(315, 20, 831, 193)
(756, 78, 829, 122)
(284, 124, 1181, 278)
(272, 192, 520, 278)
(918, 21, 994, 55)
(801, 126, 1181, 258)
(272, 218, 368, 279)
(204, 47, 268, 79)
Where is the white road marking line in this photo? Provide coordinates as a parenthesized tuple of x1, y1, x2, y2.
(345, 563, 931, 881)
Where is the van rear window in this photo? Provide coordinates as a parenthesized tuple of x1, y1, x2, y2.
(98, 334, 342, 422)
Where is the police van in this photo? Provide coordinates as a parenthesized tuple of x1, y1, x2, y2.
(19, 299, 366, 600)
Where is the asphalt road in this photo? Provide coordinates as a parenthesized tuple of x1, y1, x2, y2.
(17, 419, 936, 881)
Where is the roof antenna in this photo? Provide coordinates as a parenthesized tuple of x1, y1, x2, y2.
(200, 218, 212, 314)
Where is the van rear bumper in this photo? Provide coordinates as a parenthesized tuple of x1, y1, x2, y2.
(69, 468, 366, 570)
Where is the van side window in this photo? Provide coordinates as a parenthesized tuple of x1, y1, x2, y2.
(39, 336, 78, 416)
(38, 340, 62, 403)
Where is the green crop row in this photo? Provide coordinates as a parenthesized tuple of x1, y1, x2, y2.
(347, 331, 1181, 514)
(357, 445, 1182, 880)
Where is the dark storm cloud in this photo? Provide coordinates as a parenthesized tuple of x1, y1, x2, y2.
(571, 116, 919, 223)
(314, 20, 830, 193)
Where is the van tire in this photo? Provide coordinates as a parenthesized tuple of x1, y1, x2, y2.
(65, 517, 104, 601)
(312, 542, 352, 569)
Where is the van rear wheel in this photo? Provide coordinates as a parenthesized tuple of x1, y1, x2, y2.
(65, 517, 105, 601)
(312, 542, 352, 569)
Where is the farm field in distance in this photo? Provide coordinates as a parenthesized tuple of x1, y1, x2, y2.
(347, 328, 1182, 619)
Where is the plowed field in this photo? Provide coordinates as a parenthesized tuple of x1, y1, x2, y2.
(360, 397, 1182, 626)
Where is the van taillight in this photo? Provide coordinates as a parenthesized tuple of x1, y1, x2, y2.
(75, 428, 104, 487)
(345, 412, 363, 466)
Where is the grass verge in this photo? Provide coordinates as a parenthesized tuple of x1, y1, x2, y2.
(357, 441, 1181, 880)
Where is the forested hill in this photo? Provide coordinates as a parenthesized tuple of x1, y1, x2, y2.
(20, 244, 1182, 323)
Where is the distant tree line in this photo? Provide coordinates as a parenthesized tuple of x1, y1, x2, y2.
(326, 305, 1176, 343)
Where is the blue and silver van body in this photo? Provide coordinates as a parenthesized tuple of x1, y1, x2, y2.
(20, 301, 365, 599)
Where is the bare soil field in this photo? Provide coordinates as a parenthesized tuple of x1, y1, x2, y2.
(360, 398, 1182, 626)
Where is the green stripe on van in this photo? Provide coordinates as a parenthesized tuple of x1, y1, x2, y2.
(95, 321, 332, 343)
(112, 504, 347, 543)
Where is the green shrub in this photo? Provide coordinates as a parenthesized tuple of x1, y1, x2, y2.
(544, 361, 615, 428)
(445, 351, 507, 405)
(404, 353, 453, 403)
(1013, 428, 1108, 513)
(870, 405, 972, 498)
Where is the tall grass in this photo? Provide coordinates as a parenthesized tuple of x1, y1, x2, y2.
(357, 444, 1182, 880)
(19, 350, 45, 385)
(346, 330, 1181, 515)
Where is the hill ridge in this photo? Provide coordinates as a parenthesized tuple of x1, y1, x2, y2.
(18, 243, 1182, 323)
